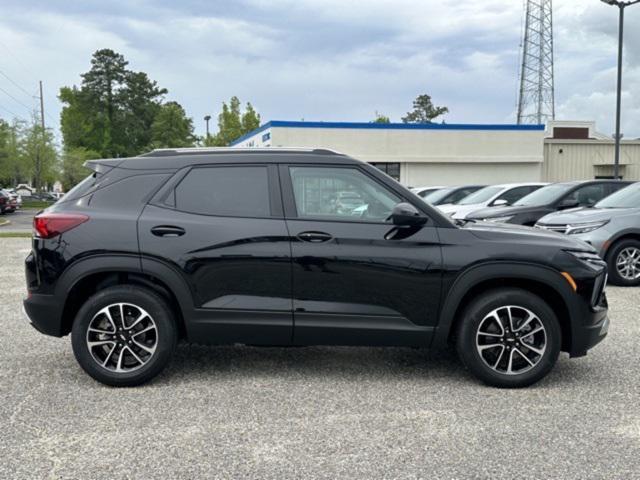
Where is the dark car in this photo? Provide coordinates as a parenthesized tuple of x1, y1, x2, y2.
(467, 180, 633, 226)
(0, 189, 17, 213)
(420, 185, 486, 206)
(24, 148, 609, 388)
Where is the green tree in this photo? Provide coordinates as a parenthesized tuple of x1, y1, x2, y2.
(205, 97, 261, 146)
(21, 120, 58, 191)
(60, 49, 167, 158)
(150, 101, 196, 149)
(372, 112, 391, 124)
(401, 94, 448, 124)
(61, 147, 100, 191)
(0, 119, 29, 187)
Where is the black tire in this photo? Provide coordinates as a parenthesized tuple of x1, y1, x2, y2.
(606, 239, 640, 286)
(71, 285, 177, 387)
(456, 288, 561, 388)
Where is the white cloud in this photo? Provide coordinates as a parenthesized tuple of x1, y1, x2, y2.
(0, 0, 638, 141)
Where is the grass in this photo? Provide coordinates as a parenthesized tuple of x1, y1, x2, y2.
(0, 232, 31, 238)
(21, 200, 53, 209)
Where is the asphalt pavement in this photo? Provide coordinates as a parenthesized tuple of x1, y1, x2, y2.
(0, 208, 37, 232)
(1, 237, 639, 479)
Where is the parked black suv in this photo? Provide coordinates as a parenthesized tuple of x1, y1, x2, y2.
(24, 149, 609, 388)
(467, 180, 633, 226)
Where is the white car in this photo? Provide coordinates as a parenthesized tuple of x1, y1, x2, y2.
(411, 186, 446, 199)
(438, 183, 547, 220)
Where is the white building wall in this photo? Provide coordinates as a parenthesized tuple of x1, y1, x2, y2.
(269, 126, 544, 186)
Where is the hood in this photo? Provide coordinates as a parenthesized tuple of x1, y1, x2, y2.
(463, 220, 594, 252)
(467, 204, 541, 220)
(436, 203, 457, 214)
(538, 207, 640, 224)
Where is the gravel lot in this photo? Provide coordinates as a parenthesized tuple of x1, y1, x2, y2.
(1, 237, 639, 479)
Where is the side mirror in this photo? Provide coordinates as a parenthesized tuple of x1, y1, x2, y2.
(492, 198, 509, 207)
(559, 198, 579, 209)
(388, 202, 428, 227)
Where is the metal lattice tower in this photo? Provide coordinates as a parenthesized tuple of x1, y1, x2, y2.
(517, 0, 555, 125)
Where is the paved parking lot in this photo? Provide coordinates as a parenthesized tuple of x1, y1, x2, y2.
(1, 237, 639, 479)
(0, 208, 37, 232)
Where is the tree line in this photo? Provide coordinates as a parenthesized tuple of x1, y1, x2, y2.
(0, 48, 447, 192)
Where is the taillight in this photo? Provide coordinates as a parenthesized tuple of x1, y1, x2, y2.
(33, 213, 89, 239)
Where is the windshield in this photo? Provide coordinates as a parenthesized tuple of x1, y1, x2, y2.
(422, 187, 454, 204)
(457, 186, 503, 205)
(596, 182, 640, 208)
(514, 183, 574, 207)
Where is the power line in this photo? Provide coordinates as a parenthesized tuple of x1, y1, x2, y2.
(0, 84, 35, 113)
(0, 102, 24, 120)
(0, 69, 34, 98)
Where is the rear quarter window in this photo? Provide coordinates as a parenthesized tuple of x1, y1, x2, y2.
(88, 174, 171, 209)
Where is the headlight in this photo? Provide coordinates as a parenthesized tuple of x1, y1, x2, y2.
(483, 216, 514, 223)
(565, 250, 606, 269)
(565, 220, 609, 235)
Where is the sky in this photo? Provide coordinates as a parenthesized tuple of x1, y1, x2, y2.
(0, 0, 639, 143)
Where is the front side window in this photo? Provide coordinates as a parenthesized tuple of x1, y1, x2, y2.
(565, 184, 607, 206)
(289, 166, 401, 222)
(175, 166, 271, 217)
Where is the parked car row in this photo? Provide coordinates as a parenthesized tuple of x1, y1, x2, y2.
(415, 179, 639, 285)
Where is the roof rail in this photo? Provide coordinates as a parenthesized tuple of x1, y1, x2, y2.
(140, 147, 345, 158)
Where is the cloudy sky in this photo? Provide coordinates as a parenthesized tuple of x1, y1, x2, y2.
(0, 0, 639, 142)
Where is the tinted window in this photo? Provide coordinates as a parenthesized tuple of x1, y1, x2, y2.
(514, 183, 575, 206)
(494, 186, 538, 206)
(565, 184, 607, 206)
(448, 187, 479, 204)
(175, 166, 270, 217)
(289, 166, 400, 222)
(423, 187, 454, 204)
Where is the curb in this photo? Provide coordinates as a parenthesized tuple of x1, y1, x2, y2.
(0, 219, 10, 227)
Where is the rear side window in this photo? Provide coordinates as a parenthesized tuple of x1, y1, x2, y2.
(60, 173, 99, 203)
(175, 166, 271, 217)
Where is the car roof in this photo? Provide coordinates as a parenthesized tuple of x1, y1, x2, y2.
(86, 148, 360, 171)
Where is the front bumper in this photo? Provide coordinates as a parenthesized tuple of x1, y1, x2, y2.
(570, 302, 609, 357)
(23, 293, 64, 337)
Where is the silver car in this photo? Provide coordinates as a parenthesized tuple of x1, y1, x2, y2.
(536, 182, 640, 286)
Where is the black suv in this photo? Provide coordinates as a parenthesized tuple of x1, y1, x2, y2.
(467, 180, 633, 226)
(24, 149, 609, 388)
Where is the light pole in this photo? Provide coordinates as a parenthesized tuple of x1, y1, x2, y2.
(600, 0, 640, 179)
(204, 115, 211, 140)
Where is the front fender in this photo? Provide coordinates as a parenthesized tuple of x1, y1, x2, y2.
(431, 261, 579, 350)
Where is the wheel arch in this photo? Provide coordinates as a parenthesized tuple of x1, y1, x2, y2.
(604, 229, 640, 258)
(58, 255, 192, 337)
(432, 262, 577, 353)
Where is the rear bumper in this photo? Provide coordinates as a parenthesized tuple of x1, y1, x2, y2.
(23, 294, 64, 337)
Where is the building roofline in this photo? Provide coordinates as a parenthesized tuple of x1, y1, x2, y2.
(229, 120, 546, 146)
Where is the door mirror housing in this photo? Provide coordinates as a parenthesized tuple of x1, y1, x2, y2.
(559, 198, 579, 209)
(492, 198, 509, 207)
(388, 202, 428, 227)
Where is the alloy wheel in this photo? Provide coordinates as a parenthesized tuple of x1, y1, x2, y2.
(86, 303, 158, 373)
(475, 305, 547, 375)
(616, 247, 640, 281)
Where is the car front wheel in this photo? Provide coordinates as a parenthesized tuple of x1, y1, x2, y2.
(71, 285, 177, 387)
(456, 288, 561, 388)
(606, 239, 640, 286)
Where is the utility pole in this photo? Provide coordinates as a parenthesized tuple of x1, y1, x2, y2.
(204, 115, 211, 140)
(39, 80, 45, 131)
(600, 0, 640, 180)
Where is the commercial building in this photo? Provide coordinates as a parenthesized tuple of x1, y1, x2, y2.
(230, 119, 640, 185)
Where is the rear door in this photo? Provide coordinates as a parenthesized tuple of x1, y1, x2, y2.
(280, 163, 442, 347)
(138, 164, 292, 345)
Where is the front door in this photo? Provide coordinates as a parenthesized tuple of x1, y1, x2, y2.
(280, 164, 442, 347)
(138, 164, 292, 345)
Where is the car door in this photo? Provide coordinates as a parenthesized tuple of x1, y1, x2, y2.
(138, 164, 293, 345)
(279, 163, 442, 347)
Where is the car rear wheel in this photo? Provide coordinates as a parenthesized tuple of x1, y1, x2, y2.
(606, 239, 640, 286)
(456, 288, 561, 388)
(71, 285, 177, 387)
